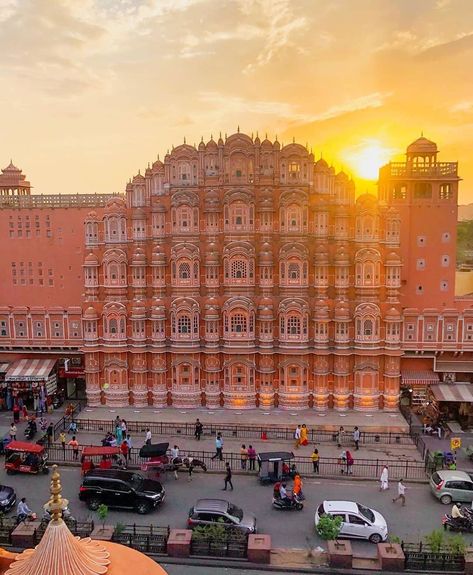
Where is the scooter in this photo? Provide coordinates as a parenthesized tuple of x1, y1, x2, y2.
(14, 512, 37, 525)
(272, 493, 304, 511)
(442, 513, 473, 532)
(24, 422, 37, 440)
(42, 507, 76, 526)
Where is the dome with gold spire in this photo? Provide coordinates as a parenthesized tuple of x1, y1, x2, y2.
(1, 467, 168, 575)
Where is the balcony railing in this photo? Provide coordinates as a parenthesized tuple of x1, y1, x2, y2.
(385, 162, 458, 177)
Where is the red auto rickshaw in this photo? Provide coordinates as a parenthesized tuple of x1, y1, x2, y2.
(81, 446, 122, 475)
(5, 441, 49, 475)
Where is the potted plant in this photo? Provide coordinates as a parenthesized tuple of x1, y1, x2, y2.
(91, 504, 114, 541)
(377, 535, 405, 571)
(97, 504, 108, 532)
(316, 515, 351, 568)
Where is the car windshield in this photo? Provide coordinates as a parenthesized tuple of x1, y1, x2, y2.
(130, 473, 143, 490)
(357, 504, 375, 523)
(228, 504, 244, 521)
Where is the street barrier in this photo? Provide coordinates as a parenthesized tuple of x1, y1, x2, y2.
(45, 444, 432, 481)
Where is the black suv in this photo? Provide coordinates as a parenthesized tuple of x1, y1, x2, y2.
(79, 469, 165, 514)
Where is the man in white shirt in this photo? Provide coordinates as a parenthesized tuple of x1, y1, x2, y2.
(392, 479, 406, 506)
(145, 428, 152, 445)
(170, 445, 180, 459)
(279, 482, 288, 501)
(17, 498, 33, 521)
(452, 504, 464, 519)
(353, 427, 360, 451)
(294, 426, 301, 449)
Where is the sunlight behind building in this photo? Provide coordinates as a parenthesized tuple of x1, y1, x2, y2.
(342, 140, 396, 181)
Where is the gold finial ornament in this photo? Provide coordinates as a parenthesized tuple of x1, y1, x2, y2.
(44, 465, 69, 523)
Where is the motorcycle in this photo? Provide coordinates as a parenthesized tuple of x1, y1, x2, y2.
(42, 507, 76, 526)
(14, 512, 37, 525)
(272, 493, 304, 511)
(442, 513, 473, 532)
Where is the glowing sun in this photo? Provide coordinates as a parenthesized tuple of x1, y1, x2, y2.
(342, 140, 395, 181)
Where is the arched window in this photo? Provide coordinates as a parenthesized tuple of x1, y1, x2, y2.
(179, 262, 190, 279)
(109, 319, 117, 334)
(288, 263, 300, 280)
(287, 315, 301, 335)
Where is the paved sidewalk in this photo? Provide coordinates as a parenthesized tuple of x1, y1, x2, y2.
(77, 406, 409, 432)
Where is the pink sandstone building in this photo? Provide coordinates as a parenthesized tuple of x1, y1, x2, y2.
(0, 133, 471, 413)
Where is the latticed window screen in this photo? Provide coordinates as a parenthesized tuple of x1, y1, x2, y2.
(288, 263, 300, 280)
(231, 259, 247, 279)
(287, 315, 301, 334)
(178, 315, 191, 333)
(231, 313, 247, 333)
(179, 262, 190, 279)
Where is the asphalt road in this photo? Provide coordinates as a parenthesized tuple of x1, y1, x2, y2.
(1, 462, 471, 552)
(161, 565, 270, 574)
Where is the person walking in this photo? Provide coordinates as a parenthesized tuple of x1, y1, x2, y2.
(145, 428, 152, 445)
(346, 450, 354, 475)
(337, 426, 345, 448)
(9, 422, 17, 441)
(120, 419, 127, 436)
(125, 434, 133, 449)
(353, 426, 360, 451)
(380, 465, 389, 491)
(194, 419, 203, 441)
(240, 444, 248, 470)
(170, 445, 180, 459)
(247, 445, 256, 471)
(311, 447, 320, 473)
(339, 450, 347, 474)
(115, 423, 123, 445)
(222, 462, 233, 491)
(68, 435, 79, 461)
(120, 439, 129, 467)
(300, 424, 309, 446)
(59, 431, 66, 451)
(46, 422, 54, 446)
(211, 433, 223, 460)
(392, 479, 406, 506)
(13, 404, 20, 424)
(294, 425, 301, 449)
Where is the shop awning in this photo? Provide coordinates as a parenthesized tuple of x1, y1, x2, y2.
(435, 360, 473, 373)
(430, 383, 473, 403)
(0, 363, 9, 374)
(5, 358, 56, 382)
(401, 370, 440, 387)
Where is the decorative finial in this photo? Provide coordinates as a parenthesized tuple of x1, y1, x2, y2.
(237, 125, 240, 133)
(172, 144, 174, 150)
(256, 131, 259, 138)
(138, 169, 140, 175)
(157, 154, 160, 160)
(210, 133, 213, 140)
(265, 132, 268, 139)
(225, 132, 227, 140)
(275, 134, 278, 142)
(184, 136, 186, 144)
(148, 162, 150, 168)
(44, 465, 68, 523)
(201, 136, 204, 142)
(421, 131, 424, 137)
(293, 136, 295, 143)
(251, 132, 253, 139)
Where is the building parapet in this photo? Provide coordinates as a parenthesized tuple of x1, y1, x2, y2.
(382, 162, 458, 178)
(0, 192, 123, 209)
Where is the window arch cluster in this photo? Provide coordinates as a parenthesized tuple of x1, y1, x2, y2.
(104, 215, 127, 243)
(224, 197, 254, 231)
(103, 304, 127, 341)
(85, 221, 98, 245)
(355, 213, 378, 241)
(224, 243, 255, 286)
(171, 244, 200, 287)
(355, 303, 381, 343)
(279, 300, 308, 343)
(171, 299, 200, 341)
(355, 249, 381, 287)
(103, 250, 127, 287)
(223, 298, 255, 340)
(279, 245, 308, 287)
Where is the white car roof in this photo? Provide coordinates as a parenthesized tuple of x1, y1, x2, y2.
(323, 500, 359, 514)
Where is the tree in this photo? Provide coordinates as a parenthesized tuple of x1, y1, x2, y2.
(97, 504, 108, 531)
(316, 514, 343, 541)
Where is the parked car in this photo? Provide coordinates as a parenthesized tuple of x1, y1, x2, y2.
(430, 470, 473, 504)
(0, 484, 16, 512)
(187, 499, 257, 534)
(315, 500, 388, 544)
(79, 469, 165, 514)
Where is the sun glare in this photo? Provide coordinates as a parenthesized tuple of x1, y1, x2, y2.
(342, 140, 394, 181)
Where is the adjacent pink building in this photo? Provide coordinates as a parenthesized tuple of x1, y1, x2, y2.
(0, 133, 471, 411)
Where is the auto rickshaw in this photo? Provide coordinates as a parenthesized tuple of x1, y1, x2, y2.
(81, 446, 122, 475)
(139, 442, 170, 478)
(4, 441, 49, 475)
(257, 451, 296, 484)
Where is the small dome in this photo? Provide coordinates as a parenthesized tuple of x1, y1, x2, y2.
(152, 202, 166, 212)
(84, 253, 99, 265)
(254, 134, 261, 145)
(206, 137, 218, 150)
(131, 300, 146, 316)
(198, 139, 206, 151)
(86, 210, 98, 220)
(205, 251, 219, 263)
(131, 248, 146, 264)
(105, 196, 126, 214)
(407, 136, 438, 154)
(84, 306, 98, 319)
(386, 306, 401, 318)
(261, 137, 273, 150)
(152, 245, 165, 263)
(314, 157, 329, 171)
(386, 251, 401, 264)
(152, 158, 164, 170)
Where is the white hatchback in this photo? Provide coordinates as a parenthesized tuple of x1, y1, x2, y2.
(315, 500, 388, 544)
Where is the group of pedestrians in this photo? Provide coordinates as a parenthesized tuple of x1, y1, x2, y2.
(378, 465, 407, 507)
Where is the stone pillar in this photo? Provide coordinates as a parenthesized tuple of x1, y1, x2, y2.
(247, 534, 271, 564)
(167, 529, 192, 558)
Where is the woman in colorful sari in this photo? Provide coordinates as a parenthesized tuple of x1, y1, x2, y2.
(300, 424, 309, 446)
(293, 474, 304, 500)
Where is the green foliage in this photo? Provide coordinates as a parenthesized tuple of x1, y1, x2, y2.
(316, 514, 343, 541)
(389, 535, 401, 544)
(192, 523, 246, 542)
(114, 521, 126, 535)
(424, 529, 444, 553)
(457, 220, 473, 266)
(97, 504, 108, 530)
(446, 533, 467, 555)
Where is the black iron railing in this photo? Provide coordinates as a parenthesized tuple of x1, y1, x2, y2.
(402, 542, 465, 572)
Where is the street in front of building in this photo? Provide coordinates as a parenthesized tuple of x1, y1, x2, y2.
(0, 463, 468, 551)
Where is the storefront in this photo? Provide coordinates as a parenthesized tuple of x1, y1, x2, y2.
(57, 357, 86, 400)
(428, 382, 473, 429)
(4, 358, 57, 410)
(401, 369, 440, 406)
(0, 363, 9, 410)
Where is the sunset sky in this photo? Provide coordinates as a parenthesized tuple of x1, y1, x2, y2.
(1, 0, 473, 200)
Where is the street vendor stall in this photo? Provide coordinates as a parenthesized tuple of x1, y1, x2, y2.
(428, 382, 473, 430)
(4, 358, 57, 411)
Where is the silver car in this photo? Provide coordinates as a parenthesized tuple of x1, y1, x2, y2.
(187, 498, 257, 533)
(430, 470, 473, 504)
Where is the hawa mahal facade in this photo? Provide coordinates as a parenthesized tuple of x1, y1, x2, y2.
(1, 132, 471, 410)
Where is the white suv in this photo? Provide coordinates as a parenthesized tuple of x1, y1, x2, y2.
(315, 500, 388, 544)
